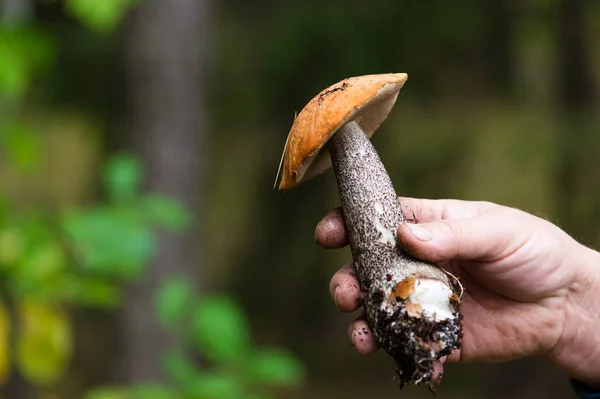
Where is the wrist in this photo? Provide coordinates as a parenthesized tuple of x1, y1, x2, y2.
(548, 243, 600, 388)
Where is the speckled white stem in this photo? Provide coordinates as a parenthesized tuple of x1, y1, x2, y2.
(328, 121, 462, 389)
(328, 121, 453, 305)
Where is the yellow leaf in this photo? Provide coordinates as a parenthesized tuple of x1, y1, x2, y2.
(0, 300, 10, 385)
(16, 301, 72, 385)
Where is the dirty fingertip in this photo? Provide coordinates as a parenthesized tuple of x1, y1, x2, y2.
(315, 209, 349, 248)
(432, 359, 444, 383)
(334, 282, 362, 312)
(348, 319, 378, 355)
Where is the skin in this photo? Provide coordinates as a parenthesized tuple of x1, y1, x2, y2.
(315, 197, 600, 388)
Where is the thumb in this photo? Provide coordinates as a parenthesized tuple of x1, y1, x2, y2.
(397, 215, 527, 263)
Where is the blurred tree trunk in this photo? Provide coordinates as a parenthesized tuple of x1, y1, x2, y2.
(115, 0, 209, 382)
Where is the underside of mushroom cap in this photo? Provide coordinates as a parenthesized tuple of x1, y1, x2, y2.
(277, 73, 408, 191)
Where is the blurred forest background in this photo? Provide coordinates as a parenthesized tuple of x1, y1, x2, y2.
(0, 0, 599, 398)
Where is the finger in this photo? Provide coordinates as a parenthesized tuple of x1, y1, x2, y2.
(329, 263, 362, 312)
(315, 207, 349, 249)
(315, 199, 493, 248)
(431, 359, 444, 383)
(399, 197, 495, 223)
(397, 211, 532, 263)
(348, 316, 378, 355)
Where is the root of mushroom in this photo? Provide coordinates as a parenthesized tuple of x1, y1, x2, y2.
(367, 272, 463, 393)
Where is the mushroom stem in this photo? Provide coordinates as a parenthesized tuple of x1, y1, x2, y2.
(328, 121, 462, 390)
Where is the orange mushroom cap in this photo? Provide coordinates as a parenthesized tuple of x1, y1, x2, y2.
(277, 73, 408, 191)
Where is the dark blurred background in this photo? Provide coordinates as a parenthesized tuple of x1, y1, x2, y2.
(0, 0, 599, 398)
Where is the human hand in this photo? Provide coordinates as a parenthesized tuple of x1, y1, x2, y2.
(315, 198, 600, 387)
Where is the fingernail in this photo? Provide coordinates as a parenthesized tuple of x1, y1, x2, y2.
(334, 286, 340, 308)
(406, 224, 433, 242)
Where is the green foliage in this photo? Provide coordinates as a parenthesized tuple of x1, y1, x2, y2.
(103, 153, 144, 203)
(0, 1, 259, 397)
(190, 295, 250, 363)
(142, 195, 192, 232)
(162, 350, 198, 387)
(156, 277, 196, 330)
(59, 155, 192, 280)
(0, 8, 302, 395)
(243, 348, 304, 387)
(183, 372, 242, 399)
(0, 153, 193, 388)
(59, 275, 121, 308)
(62, 153, 192, 280)
(0, 140, 303, 397)
(63, 207, 156, 279)
(86, 279, 305, 399)
(1, 124, 41, 172)
(65, 0, 138, 34)
(0, 25, 54, 98)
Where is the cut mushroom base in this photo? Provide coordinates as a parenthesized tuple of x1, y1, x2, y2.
(354, 253, 463, 390)
(372, 275, 463, 389)
(375, 300, 462, 389)
(384, 278, 458, 322)
(277, 73, 463, 392)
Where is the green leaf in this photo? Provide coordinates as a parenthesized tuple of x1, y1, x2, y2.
(6, 222, 66, 298)
(142, 195, 191, 231)
(4, 124, 40, 172)
(10, 240, 67, 299)
(0, 227, 24, 266)
(243, 348, 304, 387)
(0, 26, 54, 97)
(65, 0, 137, 34)
(162, 350, 198, 386)
(190, 296, 250, 363)
(16, 241, 65, 281)
(62, 208, 155, 279)
(156, 276, 196, 329)
(16, 301, 72, 385)
(103, 154, 143, 203)
(60, 275, 121, 309)
(183, 372, 242, 399)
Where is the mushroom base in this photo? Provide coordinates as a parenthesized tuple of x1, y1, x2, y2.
(369, 285, 463, 393)
(362, 265, 462, 393)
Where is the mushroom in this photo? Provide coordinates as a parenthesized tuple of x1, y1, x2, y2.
(275, 73, 463, 391)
